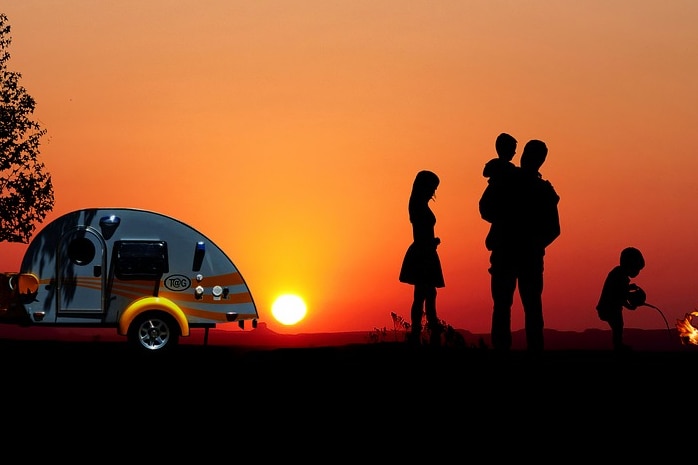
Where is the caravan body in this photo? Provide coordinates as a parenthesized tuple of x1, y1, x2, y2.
(1, 208, 258, 351)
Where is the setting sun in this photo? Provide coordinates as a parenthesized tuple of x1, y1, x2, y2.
(271, 294, 307, 326)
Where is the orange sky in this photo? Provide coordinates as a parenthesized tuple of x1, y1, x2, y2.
(2, 1, 698, 336)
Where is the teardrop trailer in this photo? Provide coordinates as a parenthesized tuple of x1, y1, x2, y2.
(0, 208, 259, 353)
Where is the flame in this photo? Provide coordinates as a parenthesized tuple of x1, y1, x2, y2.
(676, 311, 698, 345)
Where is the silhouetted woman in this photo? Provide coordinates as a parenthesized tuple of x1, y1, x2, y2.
(399, 170, 445, 346)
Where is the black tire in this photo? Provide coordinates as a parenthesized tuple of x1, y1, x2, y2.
(127, 312, 180, 353)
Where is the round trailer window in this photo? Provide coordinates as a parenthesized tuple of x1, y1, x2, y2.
(67, 237, 96, 265)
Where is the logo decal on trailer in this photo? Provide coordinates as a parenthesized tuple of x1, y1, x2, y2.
(164, 275, 191, 291)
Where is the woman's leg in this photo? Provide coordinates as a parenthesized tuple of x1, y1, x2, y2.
(423, 287, 442, 345)
(409, 286, 426, 343)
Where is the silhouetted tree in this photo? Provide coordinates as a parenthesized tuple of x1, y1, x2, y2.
(0, 13, 53, 243)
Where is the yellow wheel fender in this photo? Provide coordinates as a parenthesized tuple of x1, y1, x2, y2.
(118, 296, 189, 337)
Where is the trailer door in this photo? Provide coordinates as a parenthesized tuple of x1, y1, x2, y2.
(57, 227, 106, 315)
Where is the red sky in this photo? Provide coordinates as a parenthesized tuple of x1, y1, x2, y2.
(2, 1, 698, 336)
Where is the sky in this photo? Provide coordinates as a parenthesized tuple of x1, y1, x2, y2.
(2, 1, 698, 337)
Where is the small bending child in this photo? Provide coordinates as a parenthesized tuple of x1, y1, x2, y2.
(596, 247, 645, 352)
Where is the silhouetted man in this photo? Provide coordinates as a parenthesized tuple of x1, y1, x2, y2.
(479, 139, 560, 352)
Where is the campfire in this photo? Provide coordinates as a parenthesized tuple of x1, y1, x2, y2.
(676, 312, 698, 346)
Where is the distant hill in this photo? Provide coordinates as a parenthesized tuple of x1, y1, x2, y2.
(0, 321, 688, 352)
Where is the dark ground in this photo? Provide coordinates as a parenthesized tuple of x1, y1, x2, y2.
(0, 338, 690, 460)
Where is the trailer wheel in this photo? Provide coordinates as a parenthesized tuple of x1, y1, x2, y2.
(128, 312, 180, 353)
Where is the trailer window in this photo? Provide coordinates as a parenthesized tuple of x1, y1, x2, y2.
(114, 241, 169, 280)
(67, 237, 96, 266)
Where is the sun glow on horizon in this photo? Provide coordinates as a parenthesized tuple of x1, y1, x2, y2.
(271, 294, 307, 326)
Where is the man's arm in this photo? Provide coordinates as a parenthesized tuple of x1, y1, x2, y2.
(479, 183, 497, 223)
(541, 181, 561, 248)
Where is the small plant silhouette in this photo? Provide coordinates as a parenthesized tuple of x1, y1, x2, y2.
(389, 311, 468, 348)
(367, 326, 389, 343)
(368, 312, 484, 349)
(390, 312, 410, 341)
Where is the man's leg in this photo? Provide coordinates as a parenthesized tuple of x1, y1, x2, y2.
(489, 250, 516, 351)
(519, 255, 545, 351)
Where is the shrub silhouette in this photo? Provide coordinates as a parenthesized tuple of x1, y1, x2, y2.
(389, 311, 471, 348)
